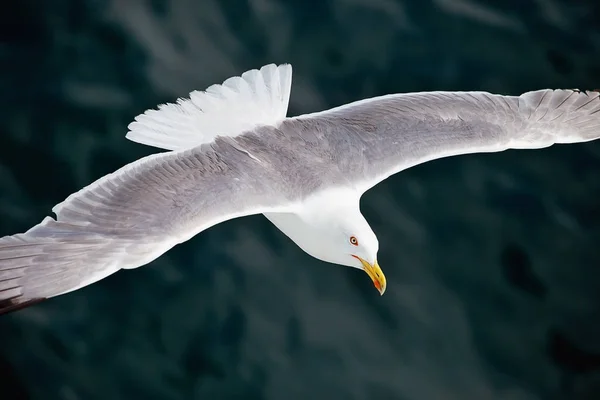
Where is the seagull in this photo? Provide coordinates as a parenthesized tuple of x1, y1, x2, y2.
(1, 64, 599, 314)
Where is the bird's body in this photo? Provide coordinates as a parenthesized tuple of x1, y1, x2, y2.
(1, 63, 599, 314)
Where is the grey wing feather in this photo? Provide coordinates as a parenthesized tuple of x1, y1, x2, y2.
(284, 89, 600, 191)
(0, 133, 298, 314)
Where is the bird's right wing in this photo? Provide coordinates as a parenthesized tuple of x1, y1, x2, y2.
(0, 131, 300, 314)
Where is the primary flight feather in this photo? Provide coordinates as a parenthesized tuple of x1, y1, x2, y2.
(1, 63, 599, 314)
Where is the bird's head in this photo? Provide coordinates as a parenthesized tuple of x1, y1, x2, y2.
(334, 215, 386, 295)
(269, 193, 386, 295)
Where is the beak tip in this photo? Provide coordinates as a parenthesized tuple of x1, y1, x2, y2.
(356, 256, 387, 297)
(373, 281, 386, 296)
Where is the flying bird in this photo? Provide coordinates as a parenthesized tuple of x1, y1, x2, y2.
(1, 64, 599, 314)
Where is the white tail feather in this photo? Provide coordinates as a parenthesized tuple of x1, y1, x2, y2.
(126, 63, 293, 151)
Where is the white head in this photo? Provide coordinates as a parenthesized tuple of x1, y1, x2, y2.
(264, 189, 386, 294)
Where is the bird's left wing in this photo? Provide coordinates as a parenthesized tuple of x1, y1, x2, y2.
(283, 89, 600, 193)
(0, 132, 299, 314)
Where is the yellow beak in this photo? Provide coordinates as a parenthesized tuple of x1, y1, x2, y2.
(353, 256, 387, 295)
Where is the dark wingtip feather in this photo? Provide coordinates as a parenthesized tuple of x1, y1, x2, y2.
(0, 297, 46, 315)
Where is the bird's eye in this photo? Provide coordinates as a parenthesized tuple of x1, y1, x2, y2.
(349, 236, 358, 246)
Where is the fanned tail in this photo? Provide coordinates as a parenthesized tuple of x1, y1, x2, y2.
(126, 63, 293, 151)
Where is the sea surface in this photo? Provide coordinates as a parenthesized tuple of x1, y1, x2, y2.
(1, 1, 600, 399)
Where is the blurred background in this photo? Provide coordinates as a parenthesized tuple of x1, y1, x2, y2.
(1, 0, 599, 399)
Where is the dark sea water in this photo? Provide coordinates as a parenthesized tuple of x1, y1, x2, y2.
(1, 1, 600, 399)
